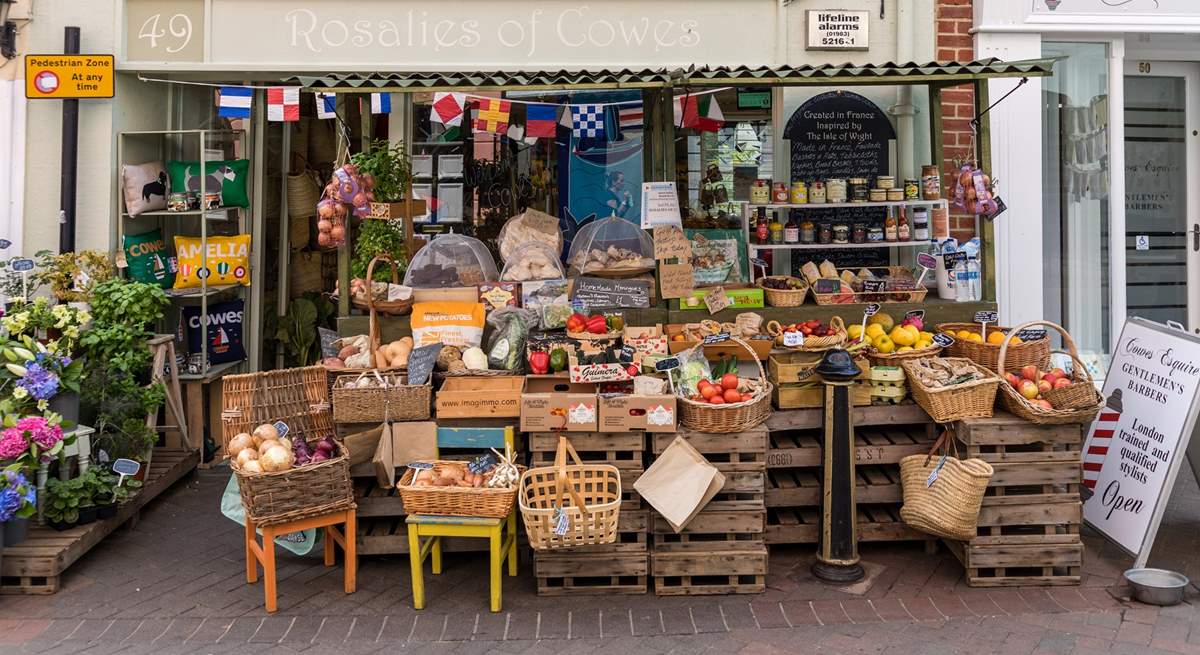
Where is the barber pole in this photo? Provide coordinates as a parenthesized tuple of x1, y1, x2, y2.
(1083, 389, 1124, 490)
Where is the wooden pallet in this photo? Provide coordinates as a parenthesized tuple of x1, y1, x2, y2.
(544, 510, 649, 554)
(352, 476, 407, 518)
(652, 546, 767, 595)
(944, 535, 1082, 587)
(652, 429, 767, 465)
(530, 432, 645, 509)
(766, 464, 904, 508)
(652, 501, 764, 552)
(534, 552, 648, 595)
(766, 503, 935, 545)
(0, 448, 199, 595)
(765, 424, 936, 469)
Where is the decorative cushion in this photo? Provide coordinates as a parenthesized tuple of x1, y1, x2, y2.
(121, 161, 168, 216)
(122, 228, 175, 288)
(166, 159, 251, 208)
(181, 299, 246, 364)
(173, 234, 251, 288)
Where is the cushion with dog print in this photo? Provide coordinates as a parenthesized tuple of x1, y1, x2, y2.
(121, 161, 169, 216)
(166, 159, 251, 208)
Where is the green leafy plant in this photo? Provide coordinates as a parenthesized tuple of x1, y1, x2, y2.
(85, 467, 143, 505)
(34, 250, 117, 303)
(44, 475, 91, 525)
(352, 219, 408, 281)
(92, 417, 158, 463)
(89, 279, 169, 329)
(276, 297, 319, 366)
(0, 257, 44, 300)
(350, 139, 411, 203)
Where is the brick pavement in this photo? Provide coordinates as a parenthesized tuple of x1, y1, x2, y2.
(3, 467, 1200, 654)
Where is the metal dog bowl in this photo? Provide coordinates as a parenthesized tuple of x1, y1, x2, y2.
(1124, 568, 1189, 606)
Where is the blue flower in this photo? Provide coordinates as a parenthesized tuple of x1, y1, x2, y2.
(16, 362, 59, 401)
(0, 487, 20, 523)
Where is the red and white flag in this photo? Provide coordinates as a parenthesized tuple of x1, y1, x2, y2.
(431, 92, 466, 127)
(266, 87, 300, 122)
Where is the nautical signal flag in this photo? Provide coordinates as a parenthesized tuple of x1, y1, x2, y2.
(674, 94, 725, 132)
(525, 104, 558, 138)
(618, 103, 644, 131)
(217, 87, 253, 119)
(473, 98, 511, 134)
(266, 87, 299, 122)
(316, 92, 337, 119)
(571, 104, 606, 140)
(369, 92, 392, 114)
(431, 92, 466, 126)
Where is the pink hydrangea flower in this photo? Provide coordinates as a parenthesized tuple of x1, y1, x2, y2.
(0, 427, 27, 461)
(16, 417, 61, 450)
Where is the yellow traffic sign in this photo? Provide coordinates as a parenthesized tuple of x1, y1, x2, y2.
(24, 54, 115, 99)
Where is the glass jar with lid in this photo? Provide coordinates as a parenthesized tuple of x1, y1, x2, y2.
(799, 218, 816, 244)
(832, 223, 850, 244)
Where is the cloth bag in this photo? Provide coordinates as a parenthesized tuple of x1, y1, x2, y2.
(899, 429, 994, 541)
(220, 475, 316, 556)
(634, 435, 725, 532)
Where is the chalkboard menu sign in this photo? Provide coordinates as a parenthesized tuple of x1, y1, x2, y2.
(572, 277, 651, 309)
(785, 91, 896, 272)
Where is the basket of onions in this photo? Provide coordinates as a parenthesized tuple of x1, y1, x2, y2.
(227, 423, 354, 527)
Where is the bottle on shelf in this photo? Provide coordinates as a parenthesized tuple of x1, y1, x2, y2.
(897, 208, 911, 242)
(954, 256, 971, 302)
(884, 209, 898, 242)
(769, 212, 784, 244)
(967, 256, 981, 301)
(912, 207, 930, 241)
(784, 211, 799, 244)
(756, 208, 769, 245)
(799, 217, 815, 244)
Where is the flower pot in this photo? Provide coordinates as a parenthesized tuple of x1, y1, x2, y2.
(3, 517, 29, 545)
(48, 391, 80, 425)
(47, 519, 74, 532)
(96, 503, 117, 520)
(77, 506, 97, 525)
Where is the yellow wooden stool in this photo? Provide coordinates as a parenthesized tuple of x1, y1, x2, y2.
(245, 508, 357, 613)
(406, 427, 518, 613)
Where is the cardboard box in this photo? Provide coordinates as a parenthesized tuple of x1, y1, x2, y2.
(624, 325, 670, 356)
(600, 395, 678, 432)
(520, 377, 599, 432)
(436, 376, 524, 418)
(568, 351, 636, 384)
(371, 421, 438, 488)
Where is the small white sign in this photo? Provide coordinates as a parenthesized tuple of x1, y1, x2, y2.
(1136, 235, 1150, 251)
(806, 10, 869, 51)
(640, 182, 682, 229)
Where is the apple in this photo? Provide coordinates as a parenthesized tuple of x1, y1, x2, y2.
(1042, 373, 1058, 384)
(1037, 380, 1053, 394)
(1054, 377, 1073, 389)
(1019, 380, 1040, 400)
(1050, 368, 1067, 379)
(1021, 365, 1040, 382)
(1004, 373, 1021, 388)
(1036, 399, 1053, 410)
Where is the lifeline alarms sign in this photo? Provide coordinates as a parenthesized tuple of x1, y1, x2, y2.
(25, 54, 115, 99)
(806, 10, 869, 51)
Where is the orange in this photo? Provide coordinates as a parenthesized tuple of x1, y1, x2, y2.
(986, 331, 1006, 345)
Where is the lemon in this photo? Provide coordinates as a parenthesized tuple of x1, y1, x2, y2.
(986, 331, 1006, 345)
(890, 326, 917, 347)
(966, 333, 984, 343)
(873, 335, 896, 354)
(915, 339, 932, 350)
(867, 313, 895, 332)
(866, 323, 886, 339)
(956, 329, 973, 340)
(848, 324, 864, 340)
(919, 331, 934, 341)
(1010, 335, 1023, 345)
(896, 346, 914, 353)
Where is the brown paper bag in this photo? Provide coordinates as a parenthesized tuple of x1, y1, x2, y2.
(342, 424, 385, 467)
(373, 421, 438, 488)
(634, 436, 725, 532)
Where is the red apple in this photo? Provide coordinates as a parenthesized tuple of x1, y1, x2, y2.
(1042, 373, 1058, 384)
(1050, 368, 1067, 379)
(1004, 373, 1021, 388)
(1037, 380, 1053, 394)
(1036, 399, 1053, 410)
(1054, 377, 1072, 389)
(1021, 365, 1039, 381)
(1018, 380, 1040, 400)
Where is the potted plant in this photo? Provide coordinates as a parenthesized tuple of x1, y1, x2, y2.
(0, 467, 37, 545)
(87, 467, 143, 520)
(352, 219, 408, 282)
(350, 139, 423, 219)
(33, 249, 116, 305)
(43, 475, 91, 531)
(0, 415, 66, 472)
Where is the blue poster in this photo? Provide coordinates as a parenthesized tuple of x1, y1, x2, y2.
(567, 135, 644, 226)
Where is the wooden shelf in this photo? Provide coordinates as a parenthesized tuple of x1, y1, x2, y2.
(177, 360, 242, 382)
(751, 240, 932, 251)
(748, 199, 948, 210)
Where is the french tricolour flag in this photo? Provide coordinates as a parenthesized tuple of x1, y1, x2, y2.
(266, 87, 299, 122)
(316, 92, 337, 120)
(218, 87, 252, 119)
(370, 92, 392, 114)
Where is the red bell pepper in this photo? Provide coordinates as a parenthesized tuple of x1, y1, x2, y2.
(566, 313, 588, 333)
(528, 350, 550, 375)
(586, 315, 608, 334)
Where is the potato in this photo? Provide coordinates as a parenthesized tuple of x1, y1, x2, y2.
(338, 345, 360, 361)
(252, 423, 279, 446)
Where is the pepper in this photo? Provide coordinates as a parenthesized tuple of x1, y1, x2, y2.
(528, 350, 550, 375)
(606, 315, 625, 332)
(586, 315, 609, 334)
(566, 313, 588, 333)
(549, 348, 568, 372)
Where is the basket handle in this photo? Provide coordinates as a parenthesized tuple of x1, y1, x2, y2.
(828, 315, 846, 334)
(1049, 349, 1096, 386)
(365, 255, 401, 370)
(923, 426, 959, 466)
(996, 320, 1070, 379)
(553, 436, 590, 515)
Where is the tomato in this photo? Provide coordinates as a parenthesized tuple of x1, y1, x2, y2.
(708, 395, 726, 405)
(807, 320, 821, 328)
(723, 389, 742, 403)
(700, 385, 719, 400)
(800, 326, 813, 335)
(720, 373, 738, 390)
(697, 379, 712, 392)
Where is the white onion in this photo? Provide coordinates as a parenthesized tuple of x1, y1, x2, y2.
(228, 433, 255, 458)
(242, 459, 263, 473)
(252, 424, 280, 446)
(235, 449, 259, 468)
(260, 446, 292, 472)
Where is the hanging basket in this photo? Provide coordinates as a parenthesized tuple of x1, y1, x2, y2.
(519, 436, 622, 551)
(996, 321, 1104, 425)
(899, 428, 994, 541)
(677, 335, 773, 433)
(352, 255, 412, 316)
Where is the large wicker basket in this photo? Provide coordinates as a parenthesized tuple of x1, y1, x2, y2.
(519, 436, 621, 550)
(220, 366, 333, 457)
(901, 357, 1000, 423)
(231, 437, 353, 527)
(352, 255, 413, 316)
(766, 315, 847, 352)
(678, 335, 773, 433)
(899, 429, 994, 541)
(996, 321, 1104, 425)
(331, 371, 431, 423)
(757, 276, 809, 307)
(936, 322, 1051, 372)
(397, 461, 521, 518)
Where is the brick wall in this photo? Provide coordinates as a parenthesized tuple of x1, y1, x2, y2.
(937, 0, 977, 242)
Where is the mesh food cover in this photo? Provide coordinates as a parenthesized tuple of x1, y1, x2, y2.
(403, 233, 498, 288)
(500, 242, 566, 282)
(497, 209, 563, 261)
(565, 216, 655, 277)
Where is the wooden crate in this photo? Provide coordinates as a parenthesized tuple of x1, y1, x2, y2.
(545, 510, 649, 554)
(766, 503, 934, 545)
(944, 536, 1082, 587)
(652, 428, 767, 464)
(765, 424, 936, 469)
(535, 552, 648, 595)
(651, 501, 764, 551)
(531, 432, 645, 509)
(652, 546, 767, 595)
(773, 382, 872, 409)
(766, 464, 903, 508)
(1, 448, 199, 595)
(955, 412, 1083, 460)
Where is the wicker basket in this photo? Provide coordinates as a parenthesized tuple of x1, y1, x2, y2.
(901, 357, 1001, 423)
(866, 343, 944, 367)
(397, 461, 521, 519)
(331, 370, 431, 423)
(231, 437, 353, 527)
(766, 316, 847, 352)
(220, 366, 334, 457)
(936, 322, 1051, 372)
(996, 321, 1104, 425)
(519, 436, 621, 550)
(757, 276, 809, 307)
(352, 255, 413, 316)
(899, 429, 994, 541)
(678, 335, 773, 433)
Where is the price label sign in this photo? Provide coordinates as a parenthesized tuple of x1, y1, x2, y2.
(272, 421, 290, 439)
(916, 252, 937, 270)
(406, 344, 443, 386)
(468, 454, 496, 474)
(862, 279, 886, 294)
(111, 457, 141, 487)
(783, 331, 804, 347)
(814, 278, 841, 294)
(863, 303, 881, 317)
(0, 240, 11, 250)
(702, 332, 730, 345)
(407, 461, 435, 470)
(750, 257, 769, 269)
(1016, 328, 1048, 342)
(655, 356, 681, 372)
(703, 287, 732, 315)
(619, 345, 637, 362)
(943, 251, 968, 267)
(974, 311, 999, 324)
(10, 259, 34, 272)
(933, 333, 956, 347)
(905, 310, 925, 322)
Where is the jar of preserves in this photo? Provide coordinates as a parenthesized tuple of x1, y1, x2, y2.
(876, 175, 896, 190)
(904, 178, 920, 200)
(867, 226, 885, 242)
(826, 178, 847, 203)
(810, 181, 827, 204)
(818, 222, 834, 244)
(921, 164, 941, 200)
(832, 223, 850, 244)
(911, 207, 930, 241)
(790, 180, 808, 204)
(773, 182, 790, 203)
(769, 214, 784, 244)
(799, 219, 816, 244)
(869, 188, 887, 202)
(886, 188, 905, 202)
(750, 180, 771, 204)
(848, 177, 869, 203)
(852, 223, 868, 244)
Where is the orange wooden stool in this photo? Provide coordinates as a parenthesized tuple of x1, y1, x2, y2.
(245, 508, 357, 613)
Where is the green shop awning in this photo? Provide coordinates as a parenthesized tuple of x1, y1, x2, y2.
(291, 58, 1055, 93)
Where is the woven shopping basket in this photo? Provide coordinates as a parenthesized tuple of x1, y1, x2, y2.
(766, 316, 847, 352)
(331, 370, 431, 423)
(900, 357, 1000, 423)
(519, 436, 621, 550)
(996, 321, 1104, 425)
(936, 322, 1050, 372)
(397, 460, 522, 519)
(757, 276, 809, 307)
(677, 335, 773, 433)
(899, 428, 994, 541)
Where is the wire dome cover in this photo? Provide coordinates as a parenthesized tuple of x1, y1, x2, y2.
(403, 233, 498, 288)
(566, 215, 655, 277)
(500, 241, 567, 282)
(497, 209, 563, 261)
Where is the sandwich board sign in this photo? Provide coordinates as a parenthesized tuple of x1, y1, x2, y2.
(1082, 317, 1200, 567)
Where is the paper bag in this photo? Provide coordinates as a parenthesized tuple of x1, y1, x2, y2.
(373, 421, 438, 488)
(634, 436, 725, 532)
(342, 424, 384, 467)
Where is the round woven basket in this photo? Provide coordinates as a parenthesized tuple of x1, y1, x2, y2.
(767, 316, 847, 352)
(757, 276, 809, 307)
(353, 255, 413, 317)
(678, 335, 773, 433)
(936, 322, 1051, 372)
(900, 357, 1001, 423)
(995, 321, 1104, 425)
